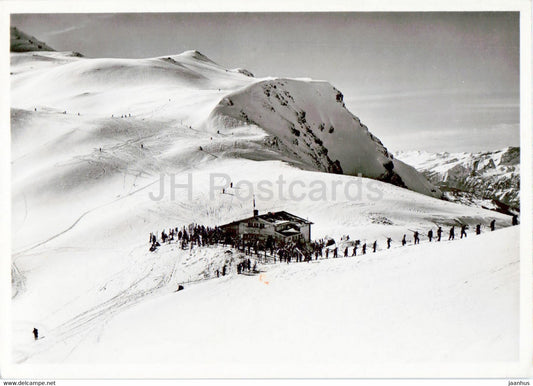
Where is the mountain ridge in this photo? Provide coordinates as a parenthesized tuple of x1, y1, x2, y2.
(11, 49, 441, 199)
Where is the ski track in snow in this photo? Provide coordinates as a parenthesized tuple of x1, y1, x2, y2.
(14, 246, 168, 363)
(15, 243, 240, 363)
(14, 227, 519, 365)
(12, 177, 161, 259)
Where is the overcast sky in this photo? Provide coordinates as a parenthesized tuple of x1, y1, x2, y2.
(11, 12, 519, 153)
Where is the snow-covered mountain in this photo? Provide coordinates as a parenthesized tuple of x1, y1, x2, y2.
(8, 43, 518, 373)
(208, 78, 442, 197)
(11, 48, 440, 198)
(395, 147, 520, 211)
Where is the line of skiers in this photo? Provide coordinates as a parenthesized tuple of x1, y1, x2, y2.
(149, 216, 517, 268)
(111, 113, 132, 118)
(309, 217, 516, 259)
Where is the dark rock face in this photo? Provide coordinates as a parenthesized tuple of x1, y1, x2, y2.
(11, 27, 55, 52)
(378, 161, 407, 189)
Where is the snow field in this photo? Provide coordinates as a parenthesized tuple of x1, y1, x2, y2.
(8, 50, 519, 371)
(55, 226, 519, 370)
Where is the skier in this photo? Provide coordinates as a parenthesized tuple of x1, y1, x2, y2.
(386, 237, 392, 249)
(372, 241, 377, 253)
(449, 226, 455, 240)
(33, 327, 38, 341)
(413, 231, 420, 245)
(344, 247, 348, 257)
(490, 219, 496, 232)
(460, 224, 467, 239)
(436, 227, 442, 242)
(362, 243, 366, 255)
(475, 224, 481, 235)
(512, 214, 518, 226)
(427, 229, 433, 242)
(333, 247, 338, 258)
(401, 234, 406, 246)
(352, 244, 358, 256)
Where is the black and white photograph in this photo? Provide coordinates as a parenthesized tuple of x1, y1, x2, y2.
(1, 0, 532, 383)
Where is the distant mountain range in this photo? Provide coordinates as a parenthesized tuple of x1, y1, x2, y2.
(395, 147, 520, 213)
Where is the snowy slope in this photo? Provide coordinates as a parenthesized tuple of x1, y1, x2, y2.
(10, 157, 514, 368)
(396, 147, 520, 209)
(11, 50, 440, 198)
(8, 48, 518, 373)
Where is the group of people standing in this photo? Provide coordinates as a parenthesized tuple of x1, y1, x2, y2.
(149, 223, 226, 252)
(236, 258, 257, 274)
